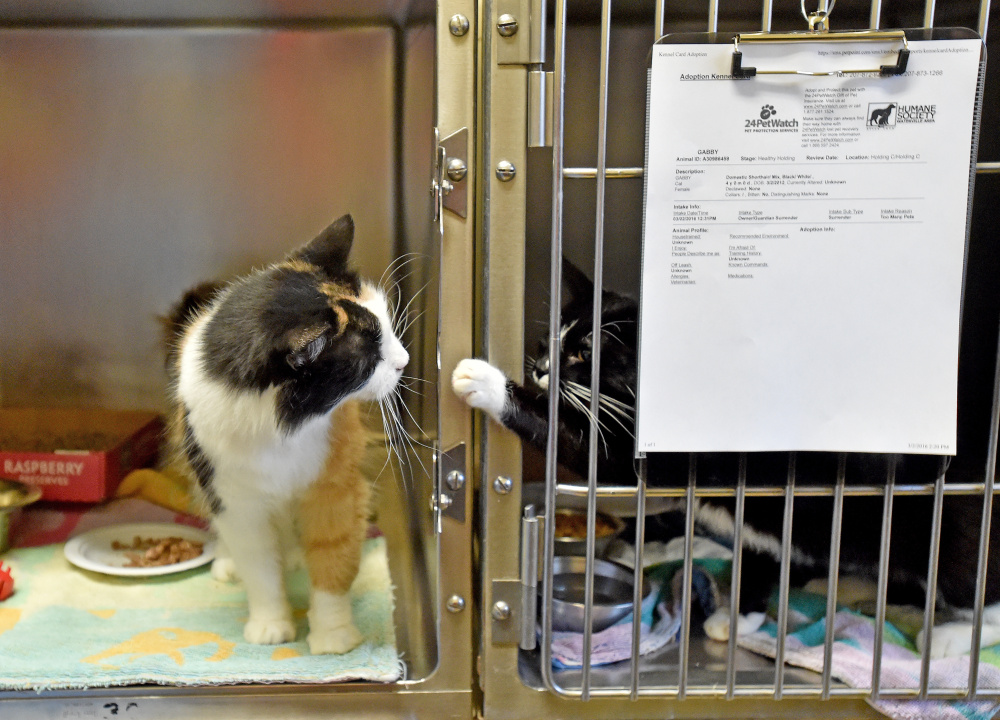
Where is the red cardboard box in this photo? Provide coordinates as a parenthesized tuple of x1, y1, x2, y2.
(0, 408, 163, 502)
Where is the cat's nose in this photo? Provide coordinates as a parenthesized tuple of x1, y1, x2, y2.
(394, 350, 409, 372)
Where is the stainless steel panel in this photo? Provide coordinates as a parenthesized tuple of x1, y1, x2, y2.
(0, 27, 397, 409)
(0, 1, 435, 25)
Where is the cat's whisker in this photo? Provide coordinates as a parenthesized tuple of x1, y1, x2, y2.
(597, 393, 635, 414)
(382, 397, 414, 490)
(396, 403, 435, 453)
(559, 385, 610, 452)
(375, 399, 403, 485)
(387, 268, 422, 315)
(398, 308, 427, 338)
(597, 398, 635, 438)
(378, 253, 423, 293)
(398, 383, 425, 399)
(386, 391, 430, 479)
(563, 380, 634, 440)
(396, 280, 430, 322)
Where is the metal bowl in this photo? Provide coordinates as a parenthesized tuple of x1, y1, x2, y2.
(544, 555, 651, 633)
(0, 477, 42, 553)
(552, 508, 625, 558)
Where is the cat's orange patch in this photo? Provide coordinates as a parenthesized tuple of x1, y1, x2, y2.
(283, 259, 319, 274)
(298, 401, 372, 595)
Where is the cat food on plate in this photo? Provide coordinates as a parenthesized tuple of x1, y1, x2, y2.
(64, 522, 214, 577)
(111, 535, 204, 568)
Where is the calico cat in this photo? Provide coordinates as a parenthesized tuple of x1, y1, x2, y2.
(164, 214, 409, 654)
(452, 261, 1000, 658)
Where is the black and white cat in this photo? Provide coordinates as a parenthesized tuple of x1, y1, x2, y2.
(452, 261, 1000, 658)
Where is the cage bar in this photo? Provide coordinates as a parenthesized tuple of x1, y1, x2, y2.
(539, 0, 569, 696)
(968, 321, 1000, 695)
(773, 454, 797, 699)
(820, 456, 846, 700)
(918, 469, 947, 698)
(677, 455, 698, 699)
(870, 458, 897, 698)
(725, 455, 748, 700)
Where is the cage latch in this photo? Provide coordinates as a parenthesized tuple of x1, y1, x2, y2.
(433, 127, 469, 220)
(433, 443, 467, 533)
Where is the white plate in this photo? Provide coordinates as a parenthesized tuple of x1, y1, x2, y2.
(64, 522, 215, 577)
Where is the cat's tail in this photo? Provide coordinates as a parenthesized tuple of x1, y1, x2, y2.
(160, 281, 225, 372)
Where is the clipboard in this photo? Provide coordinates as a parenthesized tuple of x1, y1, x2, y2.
(634, 26, 986, 455)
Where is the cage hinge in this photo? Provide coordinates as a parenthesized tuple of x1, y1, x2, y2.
(433, 127, 469, 220)
(527, 71, 553, 148)
(490, 506, 541, 647)
(495, 0, 545, 65)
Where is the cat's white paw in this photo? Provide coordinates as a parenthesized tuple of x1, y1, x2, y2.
(307, 623, 364, 655)
(244, 617, 296, 645)
(307, 590, 363, 654)
(451, 359, 509, 420)
(704, 609, 766, 642)
(919, 623, 973, 659)
(211, 557, 239, 583)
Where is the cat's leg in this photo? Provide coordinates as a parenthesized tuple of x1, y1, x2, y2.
(298, 473, 369, 654)
(917, 602, 1000, 659)
(212, 502, 295, 644)
(210, 531, 238, 583)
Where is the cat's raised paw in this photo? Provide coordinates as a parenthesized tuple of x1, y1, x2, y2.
(211, 557, 238, 583)
(244, 617, 296, 645)
(307, 623, 364, 655)
(703, 609, 766, 643)
(451, 359, 509, 420)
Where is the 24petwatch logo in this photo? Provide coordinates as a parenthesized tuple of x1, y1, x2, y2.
(745, 104, 799, 132)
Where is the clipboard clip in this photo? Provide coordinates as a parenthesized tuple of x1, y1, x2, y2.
(731, 30, 910, 79)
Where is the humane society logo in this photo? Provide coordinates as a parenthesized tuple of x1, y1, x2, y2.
(868, 101, 936, 128)
(744, 104, 799, 132)
(867, 102, 897, 127)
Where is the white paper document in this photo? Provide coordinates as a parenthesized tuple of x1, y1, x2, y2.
(636, 35, 983, 454)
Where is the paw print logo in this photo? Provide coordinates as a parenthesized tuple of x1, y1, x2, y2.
(760, 104, 777, 120)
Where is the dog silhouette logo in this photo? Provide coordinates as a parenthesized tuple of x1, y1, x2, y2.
(868, 103, 896, 127)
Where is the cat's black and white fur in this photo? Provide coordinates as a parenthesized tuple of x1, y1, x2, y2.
(165, 215, 409, 654)
(452, 261, 1000, 658)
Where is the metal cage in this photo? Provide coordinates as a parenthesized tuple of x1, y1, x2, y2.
(469, 0, 1000, 718)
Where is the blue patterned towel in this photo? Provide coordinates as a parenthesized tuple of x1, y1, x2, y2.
(0, 538, 400, 689)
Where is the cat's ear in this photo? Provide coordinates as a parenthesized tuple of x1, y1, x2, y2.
(561, 258, 594, 302)
(293, 214, 355, 274)
(285, 326, 330, 371)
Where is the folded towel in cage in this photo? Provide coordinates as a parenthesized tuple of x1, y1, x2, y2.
(738, 598, 1000, 720)
(0, 538, 401, 690)
(547, 583, 681, 669)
